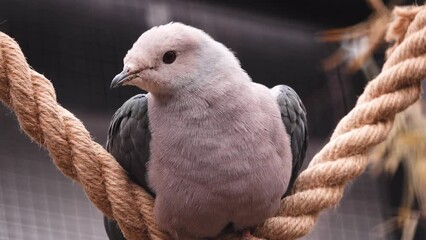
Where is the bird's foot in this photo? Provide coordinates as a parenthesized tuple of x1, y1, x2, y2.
(241, 229, 260, 240)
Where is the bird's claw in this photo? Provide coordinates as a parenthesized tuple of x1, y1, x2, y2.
(241, 229, 262, 240)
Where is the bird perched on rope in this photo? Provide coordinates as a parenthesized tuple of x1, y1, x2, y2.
(104, 22, 308, 240)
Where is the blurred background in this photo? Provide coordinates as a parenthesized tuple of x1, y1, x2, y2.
(0, 0, 425, 239)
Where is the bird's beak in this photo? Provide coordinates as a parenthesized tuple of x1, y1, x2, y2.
(110, 68, 138, 89)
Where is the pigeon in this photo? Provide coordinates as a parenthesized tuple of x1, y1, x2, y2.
(104, 22, 308, 240)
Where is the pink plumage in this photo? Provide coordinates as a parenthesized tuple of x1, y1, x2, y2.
(107, 22, 307, 239)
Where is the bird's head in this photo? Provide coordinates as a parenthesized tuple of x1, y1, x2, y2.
(111, 22, 240, 96)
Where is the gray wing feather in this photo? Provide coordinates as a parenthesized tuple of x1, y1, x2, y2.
(104, 94, 153, 240)
(106, 94, 153, 195)
(273, 85, 308, 196)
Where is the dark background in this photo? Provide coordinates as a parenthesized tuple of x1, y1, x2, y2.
(1, 0, 424, 239)
(0, 0, 382, 138)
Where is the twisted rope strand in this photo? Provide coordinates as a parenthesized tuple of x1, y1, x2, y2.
(251, 5, 425, 240)
(0, 35, 167, 239)
(0, 4, 425, 240)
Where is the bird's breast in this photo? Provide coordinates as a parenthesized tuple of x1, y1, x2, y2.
(145, 86, 292, 237)
(146, 89, 291, 193)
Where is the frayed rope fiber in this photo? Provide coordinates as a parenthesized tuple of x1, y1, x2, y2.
(0, 4, 425, 240)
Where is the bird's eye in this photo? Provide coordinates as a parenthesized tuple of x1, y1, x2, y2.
(163, 51, 176, 64)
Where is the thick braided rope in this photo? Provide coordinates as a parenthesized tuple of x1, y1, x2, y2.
(0, 5, 425, 240)
(253, 5, 426, 240)
(0, 35, 168, 239)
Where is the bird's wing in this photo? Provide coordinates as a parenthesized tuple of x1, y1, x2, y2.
(272, 85, 308, 196)
(104, 94, 153, 240)
(106, 94, 153, 194)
